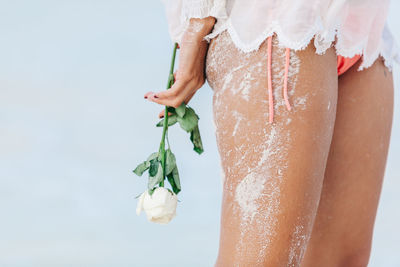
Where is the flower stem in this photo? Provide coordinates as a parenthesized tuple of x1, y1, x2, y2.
(159, 43, 178, 187)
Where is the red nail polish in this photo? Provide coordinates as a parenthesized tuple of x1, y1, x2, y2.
(154, 95, 159, 98)
(144, 96, 147, 99)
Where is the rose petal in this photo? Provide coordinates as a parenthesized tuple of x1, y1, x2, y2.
(136, 191, 147, 216)
(142, 187, 178, 224)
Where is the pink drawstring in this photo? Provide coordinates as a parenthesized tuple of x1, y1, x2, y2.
(267, 36, 274, 123)
(266, 36, 292, 123)
(283, 48, 292, 111)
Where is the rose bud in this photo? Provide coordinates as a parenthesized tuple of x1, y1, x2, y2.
(136, 187, 178, 224)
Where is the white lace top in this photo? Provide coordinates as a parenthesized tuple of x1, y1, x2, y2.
(161, 0, 400, 71)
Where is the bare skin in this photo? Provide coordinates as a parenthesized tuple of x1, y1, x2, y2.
(206, 29, 338, 266)
(144, 18, 394, 266)
(301, 57, 394, 267)
(145, 17, 215, 111)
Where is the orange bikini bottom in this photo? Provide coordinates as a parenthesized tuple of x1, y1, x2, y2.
(337, 54, 362, 76)
(265, 35, 362, 123)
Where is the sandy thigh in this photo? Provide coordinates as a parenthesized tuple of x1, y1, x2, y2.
(205, 30, 338, 266)
(301, 57, 394, 266)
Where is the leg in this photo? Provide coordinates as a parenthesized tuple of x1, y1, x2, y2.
(301, 57, 394, 266)
(205, 31, 338, 266)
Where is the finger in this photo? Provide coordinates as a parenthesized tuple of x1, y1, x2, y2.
(148, 91, 185, 108)
(150, 88, 195, 108)
(147, 79, 199, 107)
(158, 110, 174, 118)
(144, 91, 155, 99)
(154, 79, 186, 99)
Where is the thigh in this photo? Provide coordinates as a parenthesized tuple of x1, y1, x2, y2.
(206, 31, 338, 266)
(302, 57, 394, 266)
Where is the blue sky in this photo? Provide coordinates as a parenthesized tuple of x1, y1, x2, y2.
(0, 1, 399, 266)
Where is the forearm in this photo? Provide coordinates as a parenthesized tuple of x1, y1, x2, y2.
(181, 16, 216, 45)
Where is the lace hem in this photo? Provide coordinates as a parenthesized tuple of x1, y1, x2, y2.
(203, 17, 400, 72)
(179, 0, 228, 40)
(181, 0, 227, 23)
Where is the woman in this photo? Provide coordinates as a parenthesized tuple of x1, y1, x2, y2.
(145, 0, 399, 266)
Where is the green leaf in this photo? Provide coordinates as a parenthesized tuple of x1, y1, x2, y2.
(147, 152, 159, 162)
(175, 103, 186, 118)
(171, 166, 181, 191)
(133, 161, 150, 176)
(156, 114, 178, 127)
(177, 107, 198, 132)
(165, 148, 176, 175)
(167, 172, 180, 194)
(190, 125, 204, 154)
(167, 106, 175, 113)
(148, 187, 155, 196)
(157, 151, 163, 162)
(132, 152, 159, 177)
(149, 158, 159, 177)
(168, 74, 174, 87)
(156, 120, 163, 127)
(148, 163, 164, 190)
(166, 188, 174, 195)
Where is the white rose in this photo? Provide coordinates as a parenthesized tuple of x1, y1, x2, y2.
(136, 187, 178, 224)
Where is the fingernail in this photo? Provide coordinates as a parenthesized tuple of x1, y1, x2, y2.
(160, 115, 164, 118)
(154, 94, 159, 98)
(144, 95, 147, 99)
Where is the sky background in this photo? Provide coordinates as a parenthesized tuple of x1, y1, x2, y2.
(0, 1, 399, 266)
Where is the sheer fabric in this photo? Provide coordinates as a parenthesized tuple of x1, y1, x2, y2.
(161, 0, 400, 71)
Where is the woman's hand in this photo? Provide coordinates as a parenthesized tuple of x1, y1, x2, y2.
(144, 17, 216, 118)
